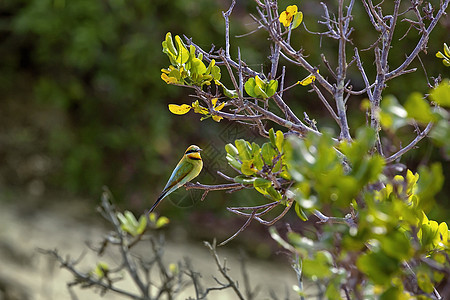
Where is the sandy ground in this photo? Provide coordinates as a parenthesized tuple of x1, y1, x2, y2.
(0, 193, 307, 300)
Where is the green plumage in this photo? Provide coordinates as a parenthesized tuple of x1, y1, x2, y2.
(149, 145, 203, 212)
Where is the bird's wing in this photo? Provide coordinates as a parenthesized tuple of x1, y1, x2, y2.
(149, 161, 194, 213)
(161, 160, 194, 195)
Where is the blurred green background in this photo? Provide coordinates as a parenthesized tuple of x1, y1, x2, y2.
(0, 0, 448, 232)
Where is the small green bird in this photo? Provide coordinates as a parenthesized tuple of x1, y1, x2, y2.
(149, 145, 203, 212)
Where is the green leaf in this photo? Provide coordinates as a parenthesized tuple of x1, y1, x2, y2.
(269, 128, 276, 146)
(266, 79, 278, 97)
(225, 143, 239, 156)
(136, 215, 147, 234)
(190, 57, 207, 75)
(162, 32, 177, 64)
(188, 44, 196, 62)
(357, 250, 399, 285)
(325, 281, 342, 300)
(404, 92, 436, 124)
(244, 78, 257, 97)
(94, 262, 109, 279)
(429, 79, 450, 107)
(244, 76, 270, 98)
(174, 35, 189, 65)
(251, 142, 261, 157)
(417, 271, 434, 294)
(405, 169, 419, 195)
(416, 163, 444, 210)
(253, 178, 276, 198)
(211, 65, 221, 81)
(380, 95, 408, 131)
(241, 159, 256, 175)
(294, 202, 308, 221)
(420, 221, 439, 248)
(253, 83, 269, 99)
(275, 130, 284, 152)
(234, 175, 256, 185)
(125, 210, 138, 227)
(251, 143, 264, 170)
(291, 11, 303, 29)
(266, 186, 282, 200)
(205, 59, 215, 74)
(253, 177, 272, 188)
(226, 153, 242, 169)
(380, 286, 408, 300)
(221, 84, 239, 98)
(261, 142, 277, 165)
(272, 158, 282, 173)
(287, 232, 314, 257)
(235, 139, 252, 160)
(302, 250, 333, 279)
(379, 231, 412, 260)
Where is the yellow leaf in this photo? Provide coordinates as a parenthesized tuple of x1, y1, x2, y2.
(255, 75, 265, 88)
(279, 11, 290, 27)
(211, 98, 218, 107)
(168, 104, 192, 115)
(286, 5, 298, 15)
(438, 222, 448, 246)
(444, 43, 450, 58)
(191, 100, 209, 115)
(161, 73, 178, 84)
(215, 101, 226, 111)
(298, 73, 316, 86)
(212, 115, 223, 122)
(156, 216, 170, 228)
(279, 5, 298, 27)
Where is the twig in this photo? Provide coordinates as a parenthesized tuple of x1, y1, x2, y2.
(313, 209, 357, 227)
(38, 249, 141, 300)
(385, 122, 433, 163)
(204, 241, 246, 300)
(219, 210, 257, 246)
(386, 0, 450, 80)
(185, 182, 244, 191)
(222, 0, 236, 59)
(100, 191, 149, 298)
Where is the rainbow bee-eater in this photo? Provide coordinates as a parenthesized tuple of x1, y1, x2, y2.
(149, 145, 203, 212)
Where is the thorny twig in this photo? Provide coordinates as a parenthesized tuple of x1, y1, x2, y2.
(38, 248, 141, 299)
(39, 189, 265, 299)
(203, 240, 247, 300)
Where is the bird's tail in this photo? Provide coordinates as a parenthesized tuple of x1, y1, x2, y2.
(148, 191, 168, 213)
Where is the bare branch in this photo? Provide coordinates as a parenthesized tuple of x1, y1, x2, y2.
(219, 210, 257, 246)
(185, 182, 244, 192)
(100, 191, 149, 297)
(311, 83, 340, 125)
(204, 241, 246, 300)
(385, 122, 434, 163)
(38, 249, 142, 300)
(222, 0, 236, 59)
(386, 0, 450, 80)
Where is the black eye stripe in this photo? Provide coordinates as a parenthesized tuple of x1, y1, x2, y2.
(188, 156, 202, 160)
